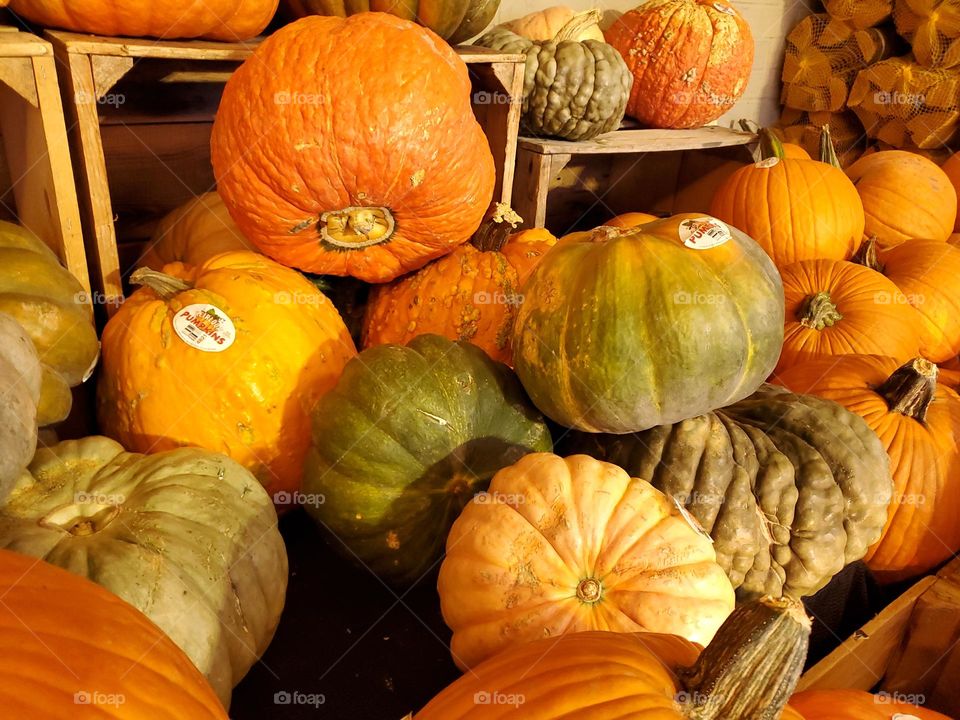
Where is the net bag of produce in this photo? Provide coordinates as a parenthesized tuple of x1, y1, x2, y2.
(893, 0, 960, 68)
(823, 0, 894, 29)
(776, 107, 868, 167)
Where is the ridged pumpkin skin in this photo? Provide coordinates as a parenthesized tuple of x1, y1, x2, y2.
(280, 0, 500, 43)
(139, 192, 255, 271)
(0, 221, 99, 426)
(606, 0, 754, 128)
(513, 214, 784, 433)
(98, 251, 356, 500)
(211, 14, 495, 283)
(0, 313, 40, 504)
(942, 151, 960, 231)
(846, 151, 957, 246)
(709, 157, 866, 268)
(7, 0, 276, 40)
(777, 259, 922, 374)
(502, 6, 605, 41)
(603, 211, 659, 228)
(303, 335, 551, 585)
(0, 437, 287, 707)
(774, 355, 960, 582)
(790, 689, 953, 719)
(564, 384, 893, 600)
(439, 453, 735, 670)
(0, 549, 227, 719)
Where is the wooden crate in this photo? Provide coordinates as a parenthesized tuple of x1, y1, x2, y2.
(798, 556, 960, 717)
(512, 126, 757, 234)
(46, 31, 523, 317)
(0, 30, 89, 291)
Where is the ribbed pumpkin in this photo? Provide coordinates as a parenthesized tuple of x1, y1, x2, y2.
(417, 597, 811, 720)
(846, 150, 957, 246)
(501, 6, 605, 41)
(605, 0, 754, 128)
(139, 192, 255, 271)
(7, 0, 276, 39)
(439, 453, 735, 670)
(362, 205, 556, 364)
(0, 313, 39, 504)
(563, 384, 893, 600)
(0, 436, 287, 707)
(0, 220, 99, 426)
(211, 14, 495, 283)
(777, 258, 922, 374)
(279, 0, 500, 43)
(774, 356, 960, 582)
(603, 211, 659, 228)
(0, 549, 227, 719)
(790, 689, 953, 719)
(709, 129, 865, 268)
(854, 237, 960, 363)
(942, 151, 960, 231)
(513, 214, 784, 433)
(97, 251, 356, 500)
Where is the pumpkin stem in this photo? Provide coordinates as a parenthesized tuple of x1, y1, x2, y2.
(851, 237, 883, 272)
(130, 267, 193, 299)
(819, 125, 842, 168)
(877, 358, 937, 422)
(472, 202, 522, 253)
(553, 8, 603, 42)
(319, 206, 396, 249)
(576, 578, 602, 603)
(799, 292, 843, 330)
(757, 128, 785, 161)
(679, 597, 810, 720)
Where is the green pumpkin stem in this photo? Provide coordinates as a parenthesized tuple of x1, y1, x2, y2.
(679, 597, 810, 720)
(471, 202, 522, 253)
(130, 267, 193, 299)
(553, 8, 603, 42)
(799, 292, 843, 330)
(758, 128, 786, 161)
(877, 358, 937, 422)
(851, 237, 883, 272)
(819, 125, 842, 168)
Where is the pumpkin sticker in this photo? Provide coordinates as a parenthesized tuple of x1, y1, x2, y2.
(173, 304, 236, 352)
(679, 217, 732, 249)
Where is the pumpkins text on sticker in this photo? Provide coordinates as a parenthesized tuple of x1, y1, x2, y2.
(303, 334, 551, 585)
(512, 213, 784, 433)
(501, 6, 605, 41)
(211, 14, 495, 283)
(774, 355, 960, 583)
(438, 453, 735, 671)
(97, 251, 356, 501)
(0, 548, 227, 719)
(563, 383, 893, 600)
(363, 204, 557, 365)
(0, 313, 40, 504)
(605, 0, 754, 128)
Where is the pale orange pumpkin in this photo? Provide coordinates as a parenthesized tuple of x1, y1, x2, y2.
(501, 6, 605, 41)
(602, 211, 659, 228)
(941, 151, 960, 232)
(790, 689, 953, 719)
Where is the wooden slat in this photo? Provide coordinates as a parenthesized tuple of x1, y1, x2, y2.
(519, 127, 757, 156)
(0, 31, 49, 57)
(44, 30, 260, 60)
(454, 45, 524, 64)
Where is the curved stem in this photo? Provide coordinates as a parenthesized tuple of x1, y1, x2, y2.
(553, 8, 603, 41)
(799, 292, 843, 330)
(758, 128, 785, 161)
(877, 358, 937, 422)
(472, 202, 522, 253)
(819, 125, 841, 168)
(852, 237, 883, 272)
(320, 206, 396, 249)
(130, 267, 193, 299)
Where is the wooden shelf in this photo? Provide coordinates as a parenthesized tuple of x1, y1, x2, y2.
(519, 126, 757, 156)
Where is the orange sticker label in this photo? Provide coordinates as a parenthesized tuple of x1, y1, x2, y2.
(679, 217, 731, 250)
(173, 304, 236, 352)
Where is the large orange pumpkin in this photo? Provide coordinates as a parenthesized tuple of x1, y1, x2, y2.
(943, 151, 960, 232)
(777, 258, 922, 374)
(774, 355, 960, 582)
(602, 211, 659, 228)
(362, 205, 556, 364)
(846, 150, 957, 246)
(211, 14, 496, 283)
(790, 689, 952, 719)
(854, 237, 960, 363)
(438, 453, 735, 670)
(7, 0, 276, 40)
(98, 251, 356, 501)
(605, 0, 754, 129)
(0, 549, 227, 718)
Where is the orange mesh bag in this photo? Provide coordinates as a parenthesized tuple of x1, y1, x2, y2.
(776, 107, 867, 167)
(823, 0, 894, 29)
(893, 0, 960, 68)
(783, 14, 899, 111)
(848, 56, 960, 148)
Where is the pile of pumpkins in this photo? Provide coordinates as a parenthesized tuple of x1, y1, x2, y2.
(1, 3, 960, 720)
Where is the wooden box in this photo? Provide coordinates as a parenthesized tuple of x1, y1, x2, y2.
(798, 556, 960, 717)
(0, 29, 89, 291)
(46, 31, 523, 317)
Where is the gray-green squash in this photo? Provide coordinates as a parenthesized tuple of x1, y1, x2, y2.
(0, 313, 40, 504)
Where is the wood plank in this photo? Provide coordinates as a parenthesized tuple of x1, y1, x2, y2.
(936, 555, 960, 586)
(0, 32, 49, 57)
(45, 30, 259, 60)
(512, 151, 566, 230)
(468, 60, 522, 206)
(519, 127, 757, 156)
(455, 45, 524, 64)
(0, 55, 37, 105)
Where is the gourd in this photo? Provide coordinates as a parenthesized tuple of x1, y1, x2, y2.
(501, 6, 604, 42)
(0, 313, 40, 504)
(603, 211, 659, 228)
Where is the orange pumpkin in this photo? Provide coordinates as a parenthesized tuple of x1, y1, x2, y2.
(139, 192, 256, 271)
(941, 151, 960, 232)
(6, 0, 276, 39)
(362, 206, 556, 364)
(790, 689, 952, 719)
(605, 0, 754, 129)
(211, 14, 495, 283)
(438, 453, 735, 670)
(853, 237, 960, 363)
(98, 251, 356, 501)
(602, 211, 659, 228)
(774, 356, 960, 582)
(0, 548, 227, 718)
(846, 151, 956, 247)
(777, 259, 922, 374)
(782, 142, 812, 159)
(710, 129, 865, 268)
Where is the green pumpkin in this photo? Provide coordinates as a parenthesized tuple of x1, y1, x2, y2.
(0, 313, 40, 503)
(303, 334, 551, 585)
(563, 384, 893, 600)
(474, 19, 632, 141)
(513, 214, 785, 433)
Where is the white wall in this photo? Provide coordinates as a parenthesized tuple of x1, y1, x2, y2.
(492, 0, 814, 125)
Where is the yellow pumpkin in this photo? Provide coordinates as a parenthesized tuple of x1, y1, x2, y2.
(501, 6, 605, 41)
